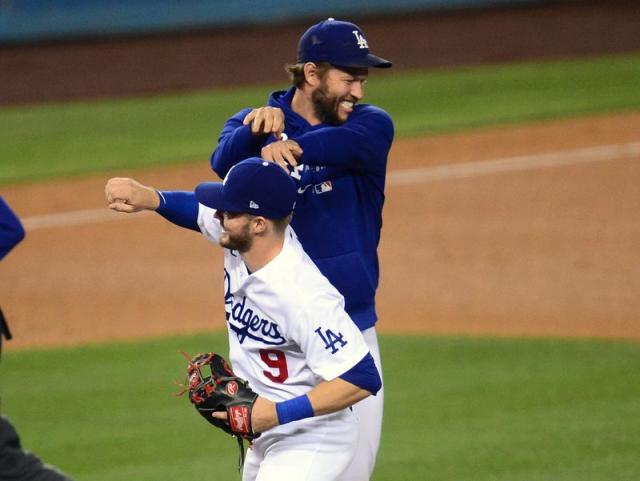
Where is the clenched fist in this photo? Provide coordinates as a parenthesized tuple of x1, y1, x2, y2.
(105, 177, 160, 213)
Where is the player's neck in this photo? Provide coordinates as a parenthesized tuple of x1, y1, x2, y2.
(292, 88, 322, 126)
(241, 234, 286, 273)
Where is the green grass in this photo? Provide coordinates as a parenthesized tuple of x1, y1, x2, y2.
(1, 53, 640, 185)
(0, 88, 267, 185)
(2, 333, 639, 481)
(379, 335, 640, 481)
(376, 54, 640, 136)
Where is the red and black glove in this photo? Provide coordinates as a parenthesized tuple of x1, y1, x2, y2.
(182, 352, 260, 440)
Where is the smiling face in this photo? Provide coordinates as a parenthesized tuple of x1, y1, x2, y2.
(311, 66, 368, 125)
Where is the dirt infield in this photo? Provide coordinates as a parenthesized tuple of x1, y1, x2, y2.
(1, 1, 640, 349)
(2, 112, 640, 349)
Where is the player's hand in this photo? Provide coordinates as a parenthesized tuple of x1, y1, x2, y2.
(261, 140, 303, 172)
(211, 396, 278, 433)
(105, 177, 160, 213)
(243, 107, 286, 139)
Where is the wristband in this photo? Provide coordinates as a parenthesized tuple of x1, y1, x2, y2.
(275, 394, 314, 425)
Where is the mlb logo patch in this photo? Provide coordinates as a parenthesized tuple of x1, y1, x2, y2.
(313, 181, 333, 194)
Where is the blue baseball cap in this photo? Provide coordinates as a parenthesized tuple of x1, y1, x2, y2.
(195, 158, 297, 219)
(297, 18, 392, 69)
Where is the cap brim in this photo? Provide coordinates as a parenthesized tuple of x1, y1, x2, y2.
(332, 53, 392, 69)
(195, 182, 234, 211)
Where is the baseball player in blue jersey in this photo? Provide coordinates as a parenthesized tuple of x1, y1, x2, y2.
(0, 196, 74, 481)
(105, 158, 382, 481)
(210, 18, 393, 479)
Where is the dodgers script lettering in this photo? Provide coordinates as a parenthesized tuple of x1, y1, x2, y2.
(227, 295, 286, 346)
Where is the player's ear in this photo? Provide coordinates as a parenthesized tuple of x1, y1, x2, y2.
(303, 62, 321, 88)
(251, 216, 268, 235)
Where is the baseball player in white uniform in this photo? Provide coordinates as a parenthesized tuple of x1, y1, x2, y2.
(105, 158, 382, 481)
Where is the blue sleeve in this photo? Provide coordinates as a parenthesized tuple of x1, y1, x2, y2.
(156, 191, 200, 231)
(295, 106, 394, 173)
(0, 196, 26, 261)
(339, 352, 382, 395)
(210, 108, 266, 178)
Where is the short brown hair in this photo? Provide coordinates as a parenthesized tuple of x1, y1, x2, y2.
(270, 214, 293, 233)
(285, 62, 332, 89)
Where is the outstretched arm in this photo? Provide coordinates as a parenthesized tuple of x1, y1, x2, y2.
(105, 177, 199, 231)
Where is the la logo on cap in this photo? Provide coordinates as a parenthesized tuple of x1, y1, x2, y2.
(352, 30, 368, 49)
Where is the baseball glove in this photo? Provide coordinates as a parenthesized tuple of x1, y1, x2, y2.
(179, 351, 260, 440)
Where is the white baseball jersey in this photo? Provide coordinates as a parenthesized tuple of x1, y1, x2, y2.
(197, 205, 370, 439)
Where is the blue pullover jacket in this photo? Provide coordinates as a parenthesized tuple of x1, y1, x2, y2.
(211, 88, 394, 330)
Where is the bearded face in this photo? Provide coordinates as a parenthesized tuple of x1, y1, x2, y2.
(217, 212, 254, 253)
(311, 81, 355, 125)
(310, 67, 367, 125)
